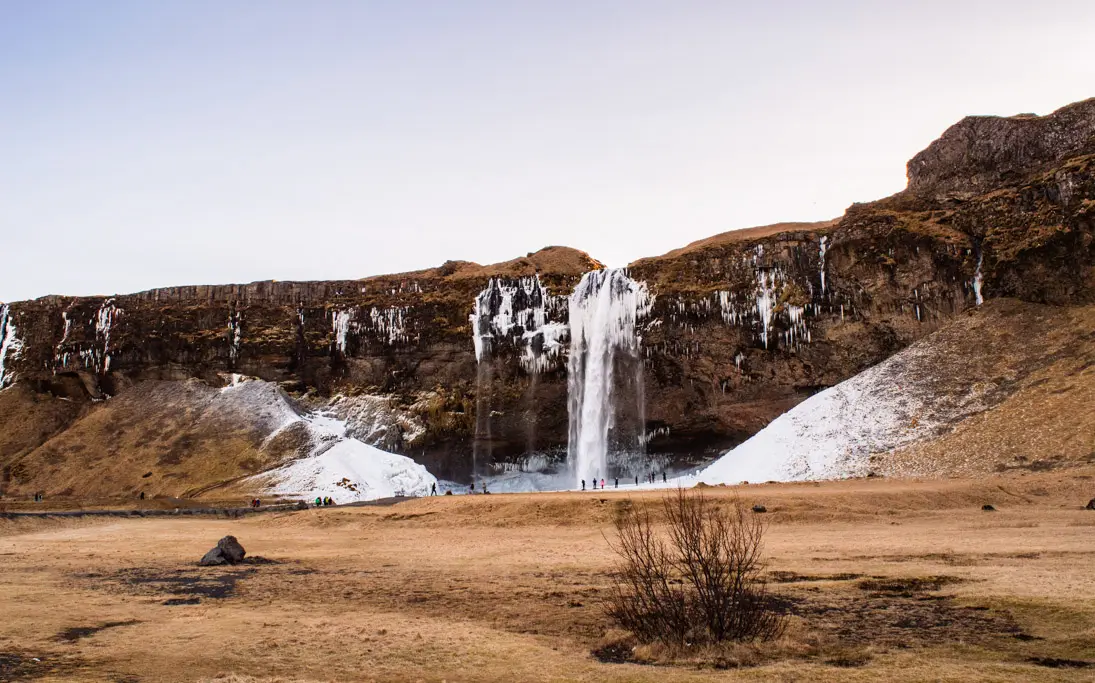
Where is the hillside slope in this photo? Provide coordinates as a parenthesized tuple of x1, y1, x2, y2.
(699, 299, 1095, 483)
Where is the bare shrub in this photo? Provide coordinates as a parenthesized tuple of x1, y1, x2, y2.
(605, 488, 785, 645)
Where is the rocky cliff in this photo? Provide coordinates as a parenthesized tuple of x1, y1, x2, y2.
(1, 98, 1093, 497)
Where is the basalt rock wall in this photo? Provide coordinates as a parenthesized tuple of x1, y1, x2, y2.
(2, 99, 1093, 485)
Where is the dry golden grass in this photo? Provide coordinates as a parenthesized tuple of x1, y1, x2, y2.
(629, 220, 838, 267)
(2, 469, 1094, 681)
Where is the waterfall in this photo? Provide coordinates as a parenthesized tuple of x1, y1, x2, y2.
(567, 269, 651, 487)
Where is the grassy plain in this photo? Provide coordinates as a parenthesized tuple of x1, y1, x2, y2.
(2, 468, 1094, 682)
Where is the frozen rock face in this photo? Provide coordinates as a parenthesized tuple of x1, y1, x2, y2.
(908, 98, 1095, 200)
(0, 304, 25, 389)
(470, 275, 568, 373)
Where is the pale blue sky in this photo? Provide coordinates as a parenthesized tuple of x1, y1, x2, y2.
(2, 1, 1093, 301)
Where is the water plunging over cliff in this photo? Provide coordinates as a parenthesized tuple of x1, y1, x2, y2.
(567, 269, 651, 486)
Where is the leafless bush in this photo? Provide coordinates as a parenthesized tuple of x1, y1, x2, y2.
(605, 488, 785, 645)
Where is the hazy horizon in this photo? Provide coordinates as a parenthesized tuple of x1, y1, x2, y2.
(3, 1, 1094, 301)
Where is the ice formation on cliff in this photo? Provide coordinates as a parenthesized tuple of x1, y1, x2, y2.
(0, 304, 25, 389)
(470, 275, 568, 372)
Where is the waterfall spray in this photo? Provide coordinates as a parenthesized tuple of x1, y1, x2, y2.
(567, 269, 651, 487)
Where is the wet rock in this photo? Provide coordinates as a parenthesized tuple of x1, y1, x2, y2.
(981, 504, 996, 511)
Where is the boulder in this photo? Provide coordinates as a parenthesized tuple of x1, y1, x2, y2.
(217, 535, 246, 564)
(752, 504, 767, 513)
(198, 536, 246, 566)
(1086, 498, 1095, 510)
(199, 547, 228, 566)
(982, 504, 996, 512)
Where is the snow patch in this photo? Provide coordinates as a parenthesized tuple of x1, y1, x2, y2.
(221, 378, 437, 502)
(697, 337, 992, 484)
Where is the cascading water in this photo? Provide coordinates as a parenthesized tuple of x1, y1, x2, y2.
(567, 269, 651, 487)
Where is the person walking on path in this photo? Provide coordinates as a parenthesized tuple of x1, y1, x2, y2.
(431, 482, 437, 496)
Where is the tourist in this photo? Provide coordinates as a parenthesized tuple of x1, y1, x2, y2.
(601, 478, 605, 490)
(662, 472, 667, 483)
(430, 482, 437, 496)
(614, 478, 619, 489)
(581, 479, 585, 491)
(315, 496, 322, 507)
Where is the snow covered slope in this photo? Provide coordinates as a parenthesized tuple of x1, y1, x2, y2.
(698, 299, 1095, 484)
(256, 408, 436, 503)
(223, 378, 437, 503)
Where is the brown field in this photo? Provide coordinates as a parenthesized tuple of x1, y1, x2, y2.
(2, 469, 1095, 682)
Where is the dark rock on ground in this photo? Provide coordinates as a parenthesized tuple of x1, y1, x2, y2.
(1086, 498, 1095, 510)
(752, 504, 768, 513)
(217, 535, 246, 564)
(198, 547, 228, 566)
(199, 536, 246, 566)
(982, 504, 996, 511)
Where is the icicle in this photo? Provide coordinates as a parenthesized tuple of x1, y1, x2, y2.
(0, 304, 26, 388)
(973, 253, 984, 306)
(331, 308, 356, 354)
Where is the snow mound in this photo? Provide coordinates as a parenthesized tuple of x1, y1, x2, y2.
(223, 376, 437, 503)
(698, 337, 991, 484)
(266, 437, 436, 502)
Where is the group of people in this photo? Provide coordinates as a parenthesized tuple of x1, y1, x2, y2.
(581, 478, 611, 491)
(580, 471, 669, 490)
(249, 498, 262, 508)
(314, 496, 335, 507)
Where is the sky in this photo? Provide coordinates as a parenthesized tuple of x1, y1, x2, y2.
(2, 1, 1094, 302)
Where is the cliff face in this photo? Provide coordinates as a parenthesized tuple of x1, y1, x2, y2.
(2, 99, 1094, 494)
(908, 98, 1095, 200)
